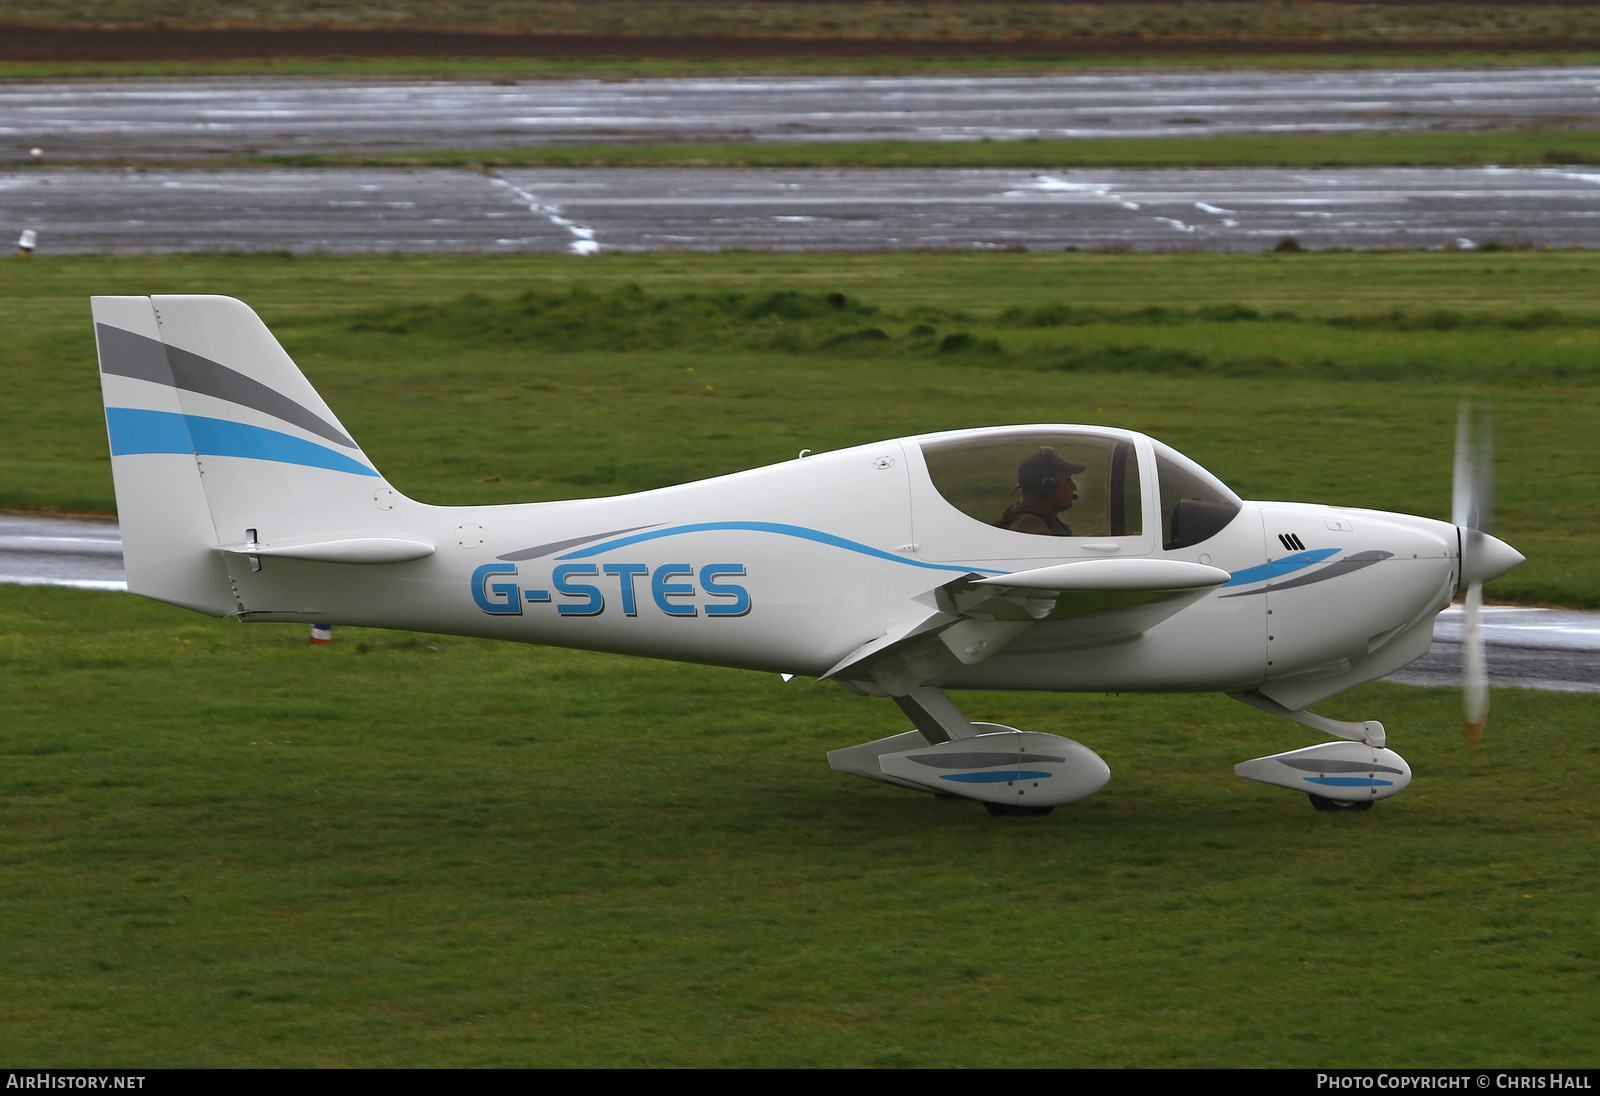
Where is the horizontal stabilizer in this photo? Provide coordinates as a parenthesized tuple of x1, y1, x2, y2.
(216, 535, 436, 565)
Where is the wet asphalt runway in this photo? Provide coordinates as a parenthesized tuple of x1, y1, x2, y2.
(0, 513, 125, 591)
(8, 67, 1600, 254)
(9, 164, 1600, 254)
(3, 513, 1593, 694)
(1388, 606, 1600, 694)
(8, 68, 1600, 160)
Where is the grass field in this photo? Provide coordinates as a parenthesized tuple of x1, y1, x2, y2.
(13, 49, 1600, 82)
(34, 121, 1600, 174)
(16, 48, 1600, 84)
(3, 11, 1596, 1066)
(3, 250, 1595, 604)
(0, 583, 1596, 1067)
(11, 1, 1600, 79)
(1, 249, 1596, 1067)
(235, 129, 1600, 172)
(11, 0, 1600, 43)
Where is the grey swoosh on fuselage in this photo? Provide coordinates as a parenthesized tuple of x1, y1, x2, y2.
(497, 525, 665, 562)
(1218, 550, 1394, 598)
(95, 323, 357, 449)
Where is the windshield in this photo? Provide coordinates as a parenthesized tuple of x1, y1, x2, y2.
(1151, 439, 1242, 550)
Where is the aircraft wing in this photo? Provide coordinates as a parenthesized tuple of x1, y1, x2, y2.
(822, 557, 1230, 692)
(968, 558, 1229, 594)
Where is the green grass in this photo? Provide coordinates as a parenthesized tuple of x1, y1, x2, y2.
(0, 583, 1594, 1066)
(4, 250, 1596, 605)
(3, 11, 1595, 1062)
(13, 49, 1600, 83)
(223, 128, 1600, 172)
(12, 0, 1600, 81)
(31, 128, 1600, 172)
(12, 0, 1600, 39)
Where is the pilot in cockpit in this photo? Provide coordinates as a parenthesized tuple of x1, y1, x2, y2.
(997, 446, 1086, 536)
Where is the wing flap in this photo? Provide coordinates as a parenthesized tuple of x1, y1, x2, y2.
(824, 557, 1228, 690)
(820, 607, 954, 682)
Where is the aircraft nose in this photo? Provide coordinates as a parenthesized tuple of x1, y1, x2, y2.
(1461, 531, 1525, 586)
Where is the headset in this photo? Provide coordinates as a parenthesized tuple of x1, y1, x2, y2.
(1021, 446, 1073, 500)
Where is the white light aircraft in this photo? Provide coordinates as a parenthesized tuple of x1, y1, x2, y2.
(92, 295, 1525, 816)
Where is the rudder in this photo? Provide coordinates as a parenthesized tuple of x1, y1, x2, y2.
(94, 294, 403, 615)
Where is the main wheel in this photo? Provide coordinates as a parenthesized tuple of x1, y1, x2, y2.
(1309, 793, 1373, 812)
(984, 802, 1054, 817)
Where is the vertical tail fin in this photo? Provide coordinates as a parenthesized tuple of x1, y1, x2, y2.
(94, 295, 411, 615)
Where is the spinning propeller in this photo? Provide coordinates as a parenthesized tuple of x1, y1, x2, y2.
(1452, 400, 1523, 745)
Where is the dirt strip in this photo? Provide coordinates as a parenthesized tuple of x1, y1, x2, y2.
(8, 25, 1600, 63)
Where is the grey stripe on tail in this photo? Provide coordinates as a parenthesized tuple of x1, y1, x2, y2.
(95, 323, 357, 450)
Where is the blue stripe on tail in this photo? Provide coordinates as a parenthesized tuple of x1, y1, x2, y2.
(106, 408, 379, 477)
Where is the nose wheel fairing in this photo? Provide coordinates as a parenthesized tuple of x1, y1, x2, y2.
(1234, 740, 1412, 805)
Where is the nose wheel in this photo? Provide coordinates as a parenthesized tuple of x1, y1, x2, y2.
(984, 802, 1055, 817)
(1309, 793, 1373, 812)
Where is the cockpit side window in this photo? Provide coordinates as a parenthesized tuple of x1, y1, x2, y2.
(1152, 440, 1242, 550)
(920, 432, 1143, 538)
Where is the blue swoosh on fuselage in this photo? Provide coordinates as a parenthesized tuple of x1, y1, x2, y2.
(554, 521, 1005, 576)
(1221, 548, 1340, 588)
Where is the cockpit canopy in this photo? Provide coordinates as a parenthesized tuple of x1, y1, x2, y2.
(921, 431, 1143, 539)
(918, 428, 1241, 551)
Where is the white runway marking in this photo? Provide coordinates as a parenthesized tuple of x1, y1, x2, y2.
(491, 174, 601, 255)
